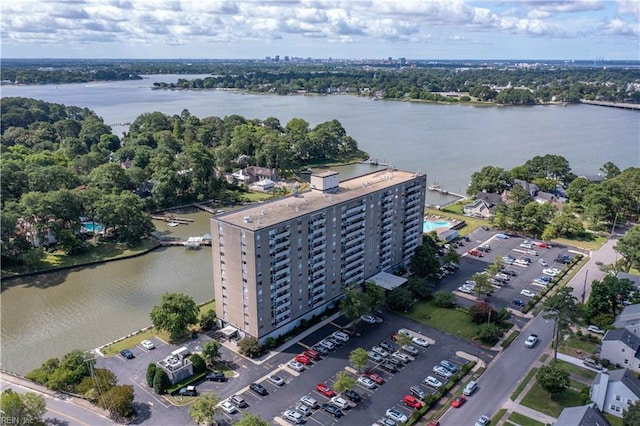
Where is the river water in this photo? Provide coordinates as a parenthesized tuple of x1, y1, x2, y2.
(1, 76, 639, 374)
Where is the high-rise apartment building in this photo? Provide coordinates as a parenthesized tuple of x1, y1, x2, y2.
(211, 169, 426, 342)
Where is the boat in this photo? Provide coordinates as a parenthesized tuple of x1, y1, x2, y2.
(167, 222, 179, 227)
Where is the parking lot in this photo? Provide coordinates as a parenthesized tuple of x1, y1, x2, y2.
(443, 229, 584, 312)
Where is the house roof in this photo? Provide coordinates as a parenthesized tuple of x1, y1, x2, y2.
(463, 199, 490, 210)
(535, 191, 557, 202)
(513, 179, 539, 196)
(614, 304, 640, 328)
(603, 328, 640, 351)
(555, 403, 610, 426)
(477, 192, 503, 205)
(618, 272, 640, 287)
(608, 369, 640, 398)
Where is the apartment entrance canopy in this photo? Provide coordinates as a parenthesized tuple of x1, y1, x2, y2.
(368, 271, 407, 291)
(220, 325, 238, 339)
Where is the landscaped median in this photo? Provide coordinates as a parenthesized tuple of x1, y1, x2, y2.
(406, 361, 477, 425)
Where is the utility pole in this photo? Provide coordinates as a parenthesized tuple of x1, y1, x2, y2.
(582, 270, 589, 304)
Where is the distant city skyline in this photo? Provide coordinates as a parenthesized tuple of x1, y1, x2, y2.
(2, 0, 639, 60)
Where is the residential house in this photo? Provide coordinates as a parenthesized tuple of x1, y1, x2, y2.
(513, 179, 540, 197)
(232, 166, 278, 185)
(463, 192, 502, 218)
(591, 368, 640, 418)
(600, 329, 640, 373)
(555, 403, 610, 426)
(613, 304, 640, 338)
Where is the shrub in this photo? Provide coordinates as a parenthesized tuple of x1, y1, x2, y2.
(153, 368, 170, 394)
(238, 336, 263, 358)
(190, 353, 206, 374)
(433, 290, 456, 308)
(146, 363, 156, 387)
(199, 309, 217, 331)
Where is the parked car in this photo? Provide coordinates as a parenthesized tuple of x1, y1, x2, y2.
(120, 349, 134, 359)
(343, 389, 362, 402)
(403, 394, 425, 409)
(386, 408, 408, 423)
(381, 362, 398, 373)
(268, 374, 285, 386)
(295, 354, 312, 365)
(315, 383, 335, 397)
(401, 345, 419, 356)
(296, 403, 311, 416)
(330, 395, 350, 409)
(520, 289, 536, 298)
(476, 414, 490, 426)
(321, 403, 343, 418)
(178, 385, 197, 396)
(206, 371, 226, 382)
(588, 325, 605, 335)
(512, 298, 526, 307)
(410, 385, 426, 398)
(312, 344, 329, 355)
(332, 331, 350, 342)
(357, 376, 377, 389)
(220, 400, 237, 414)
(300, 395, 318, 408)
(140, 340, 155, 350)
(372, 346, 390, 357)
(433, 365, 453, 378)
(440, 360, 458, 373)
(368, 350, 384, 362)
(468, 249, 483, 257)
(361, 314, 378, 324)
(538, 259, 549, 267)
(288, 360, 306, 372)
(364, 372, 385, 384)
(393, 352, 413, 363)
(424, 376, 442, 389)
(230, 395, 248, 408)
(463, 380, 478, 396)
(451, 394, 466, 408)
(249, 383, 267, 396)
(379, 340, 397, 352)
(376, 417, 397, 426)
(282, 409, 303, 424)
(303, 349, 320, 360)
(412, 337, 429, 347)
(503, 269, 518, 276)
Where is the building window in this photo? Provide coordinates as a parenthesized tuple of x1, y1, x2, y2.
(616, 395, 621, 401)
(625, 359, 629, 364)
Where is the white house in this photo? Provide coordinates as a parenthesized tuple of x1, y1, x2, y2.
(600, 329, 640, 373)
(591, 368, 640, 418)
(613, 304, 640, 338)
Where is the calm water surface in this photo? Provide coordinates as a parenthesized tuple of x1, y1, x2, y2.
(1, 77, 638, 374)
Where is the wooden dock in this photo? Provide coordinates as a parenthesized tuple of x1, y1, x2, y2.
(152, 215, 193, 224)
(194, 203, 225, 215)
(580, 100, 640, 110)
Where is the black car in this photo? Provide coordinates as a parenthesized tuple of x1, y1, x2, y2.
(512, 298, 526, 307)
(379, 341, 396, 352)
(120, 349, 134, 359)
(503, 269, 518, 276)
(321, 403, 344, 418)
(178, 386, 197, 396)
(343, 389, 362, 403)
(206, 371, 226, 382)
(555, 255, 572, 264)
(380, 362, 398, 373)
(249, 382, 268, 396)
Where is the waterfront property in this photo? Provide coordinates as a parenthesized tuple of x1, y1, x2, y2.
(210, 169, 426, 343)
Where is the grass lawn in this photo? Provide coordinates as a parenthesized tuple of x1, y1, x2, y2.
(559, 334, 600, 358)
(605, 413, 624, 426)
(551, 359, 596, 383)
(552, 235, 607, 251)
(520, 379, 585, 417)
(240, 191, 279, 202)
(406, 300, 477, 340)
(507, 412, 546, 426)
(425, 207, 490, 237)
(511, 368, 539, 401)
(492, 409, 508, 425)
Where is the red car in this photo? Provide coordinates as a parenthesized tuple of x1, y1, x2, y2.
(468, 249, 483, 257)
(451, 394, 466, 408)
(315, 383, 336, 397)
(303, 349, 320, 360)
(537, 242, 551, 248)
(295, 354, 312, 365)
(364, 372, 385, 384)
(403, 395, 425, 409)
(428, 422, 440, 426)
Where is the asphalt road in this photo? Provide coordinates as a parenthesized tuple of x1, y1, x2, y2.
(0, 378, 112, 426)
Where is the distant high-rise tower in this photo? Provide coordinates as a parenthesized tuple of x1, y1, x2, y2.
(275, 55, 280, 62)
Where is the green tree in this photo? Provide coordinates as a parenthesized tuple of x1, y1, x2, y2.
(150, 293, 199, 341)
(441, 249, 461, 266)
(364, 282, 386, 312)
(234, 413, 271, 426)
(201, 341, 221, 366)
(475, 323, 502, 344)
(237, 336, 262, 358)
(146, 363, 156, 387)
(0, 390, 46, 425)
(467, 165, 511, 197)
(544, 286, 578, 361)
(615, 225, 640, 272)
(153, 368, 170, 394)
(339, 283, 371, 320)
(190, 353, 206, 374)
(76, 368, 117, 401)
(200, 309, 217, 331)
(98, 384, 135, 419)
(409, 244, 439, 278)
(624, 400, 640, 426)
(587, 275, 635, 319)
(349, 348, 369, 372)
(469, 302, 497, 324)
(433, 290, 456, 308)
(536, 365, 570, 395)
(407, 277, 432, 300)
(471, 273, 494, 298)
(188, 393, 220, 426)
(333, 371, 356, 394)
(600, 161, 621, 179)
(386, 287, 413, 312)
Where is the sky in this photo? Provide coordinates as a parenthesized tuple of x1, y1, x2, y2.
(1, 0, 639, 60)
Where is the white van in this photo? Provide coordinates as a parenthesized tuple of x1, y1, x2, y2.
(463, 380, 478, 396)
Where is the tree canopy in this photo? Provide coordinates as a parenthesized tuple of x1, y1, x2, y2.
(149, 293, 199, 341)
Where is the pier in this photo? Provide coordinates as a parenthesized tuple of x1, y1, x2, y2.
(428, 184, 467, 199)
(193, 203, 225, 214)
(151, 215, 194, 224)
(579, 100, 640, 110)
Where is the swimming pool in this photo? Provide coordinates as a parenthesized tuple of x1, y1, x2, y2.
(82, 222, 104, 233)
(423, 220, 451, 233)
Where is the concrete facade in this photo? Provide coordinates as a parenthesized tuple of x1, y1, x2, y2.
(210, 169, 426, 343)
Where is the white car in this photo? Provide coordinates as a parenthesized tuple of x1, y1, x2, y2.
(331, 396, 350, 409)
(432, 365, 453, 378)
(515, 258, 529, 266)
(332, 331, 350, 342)
(368, 350, 383, 362)
(296, 403, 311, 416)
(141, 339, 155, 350)
(361, 314, 378, 324)
(520, 289, 536, 298)
(412, 337, 429, 347)
(319, 340, 336, 350)
(424, 375, 442, 389)
(520, 243, 533, 249)
(401, 345, 419, 356)
(357, 376, 377, 389)
(538, 259, 549, 267)
(476, 414, 490, 426)
(268, 374, 285, 386)
(372, 346, 390, 357)
(288, 360, 305, 372)
(300, 395, 318, 408)
(220, 400, 237, 414)
(283, 409, 303, 424)
(465, 280, 477, 286)
(385, 408, 408, 423)
(458, 285, 474, 294)
(543, 268, 561, 276)
(393, 351, 413, 362)
(588, 325, 605, 335)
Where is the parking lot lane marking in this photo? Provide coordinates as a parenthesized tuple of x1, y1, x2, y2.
(273, 416, 290, 425)
(306, 415, 325, 425)
(129, 375, 171, 408)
